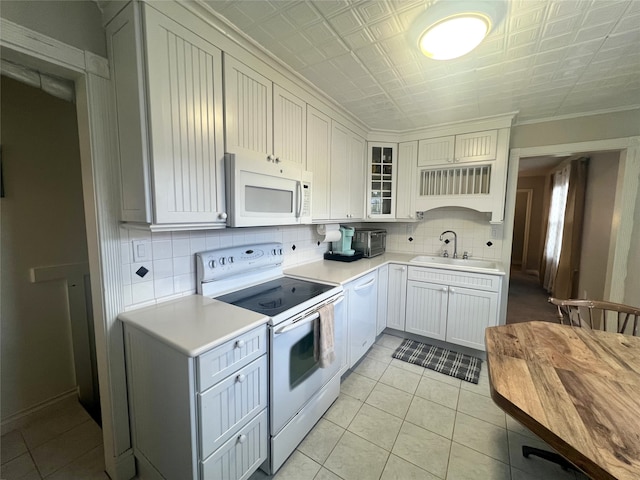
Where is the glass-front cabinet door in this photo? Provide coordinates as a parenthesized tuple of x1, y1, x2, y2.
(367, 142, 397, 218)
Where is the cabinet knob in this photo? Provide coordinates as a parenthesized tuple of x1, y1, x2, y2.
(237, 434, 247, 444)
(274, 156, 281, 164)
(235, 339, 245, 349)
(219, 212, 228, 220)
(267, 155, 274, 162)
(442, 287, 448, 292)
(402, 266, 406, 271)
(449, 288, 456, 294)
(236, 374, 246, 383)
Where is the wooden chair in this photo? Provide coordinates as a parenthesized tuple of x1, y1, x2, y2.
(521, 298, 640, 471)
(548, 297, 640, 336)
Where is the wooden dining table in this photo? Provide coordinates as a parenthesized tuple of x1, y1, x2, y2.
(485, 321, 640, 480)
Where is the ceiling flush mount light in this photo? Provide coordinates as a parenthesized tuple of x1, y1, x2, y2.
(411, 1, 506, 60)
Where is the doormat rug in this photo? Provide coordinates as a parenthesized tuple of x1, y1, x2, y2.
(392, 339, 482, 384)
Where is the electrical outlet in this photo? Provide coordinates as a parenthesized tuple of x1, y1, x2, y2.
(490, 225, 498, 239)
(132, 240, 151, 262)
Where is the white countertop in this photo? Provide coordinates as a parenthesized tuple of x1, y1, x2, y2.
(284, 253, 415, 284)
(118, 295, 268, 357)
(119, 252, 504, 357)
(284, 252, 505, 285)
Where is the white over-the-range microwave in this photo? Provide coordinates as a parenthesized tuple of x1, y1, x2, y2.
(225, 153, 312, 227)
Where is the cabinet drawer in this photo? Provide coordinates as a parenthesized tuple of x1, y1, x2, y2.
(201, 409, 268, 480)
(407, 266, 500, 292)
(197, 325, 267, 392)
(199, 355, 267, 459)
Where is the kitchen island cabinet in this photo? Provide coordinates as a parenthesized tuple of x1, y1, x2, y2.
(106, 2, 227, 229)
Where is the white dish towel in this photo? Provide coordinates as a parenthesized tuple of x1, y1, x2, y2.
(314, 303, 335, 368)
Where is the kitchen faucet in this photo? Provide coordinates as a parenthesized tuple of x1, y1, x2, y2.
(440, 230, 458, 259)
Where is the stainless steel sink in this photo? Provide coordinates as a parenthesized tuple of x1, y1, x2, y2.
(409, 255, 501, 272)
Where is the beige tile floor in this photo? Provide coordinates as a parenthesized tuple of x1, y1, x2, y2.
(1, 395, 107, 480)
(253, 333, 589, 480)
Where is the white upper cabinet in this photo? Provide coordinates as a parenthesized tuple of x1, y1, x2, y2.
(224, 55, 306, 166)
(330, 121, 365, 221)
(454, 130, 498, 163)
(306, 106, 331, 220)
(349, 134, 366, 220)
(415, 127, 510, 223)
(396, 141, 418, 220)
(418, 130, 498, 167)
(273, 85, 307, 165)
(417, 136, 455, 166)
(107, 2, 226, 228)
(224, 55, 273, 160)
(367, 143, 396, 219)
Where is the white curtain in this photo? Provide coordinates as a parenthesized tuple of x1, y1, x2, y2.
(542, 164, 570, 293)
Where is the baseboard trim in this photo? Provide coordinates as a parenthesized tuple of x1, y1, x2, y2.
(1, 388, 78, 432)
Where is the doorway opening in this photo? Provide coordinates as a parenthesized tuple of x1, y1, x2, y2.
(1, 74, 100, 424)
(506, 150, 620, 325)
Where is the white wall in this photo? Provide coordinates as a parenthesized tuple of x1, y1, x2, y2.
(624, 175, 640, 307)
(511, 109, 640, 149)
(578, 152, 620, 301)
(1, 0, 106, 56)
(1, 77, 89, 420)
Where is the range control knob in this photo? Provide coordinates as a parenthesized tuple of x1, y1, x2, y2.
(272, 249, 277, 255)
(278, 248, 283, 255)
(219, 257, 226, 266)
(208, 259, 216, 269)
(228, 256, 234, 264)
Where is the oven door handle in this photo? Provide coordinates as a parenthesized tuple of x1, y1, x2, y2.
(274, 295, 344, 335)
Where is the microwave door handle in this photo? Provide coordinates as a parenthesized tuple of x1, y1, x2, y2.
(296, 181, 302, 218)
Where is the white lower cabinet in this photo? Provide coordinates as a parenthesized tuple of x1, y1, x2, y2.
(376, 265, 389, 335)
(345, 271, 378, 368)
(405, 280, 448, 340)
(404, 266, 501, 351)
(124, 324, 268, 480)
(445, 286, 498, 350)
(386, 264, 408, 331)
(201, 410, 268, 480)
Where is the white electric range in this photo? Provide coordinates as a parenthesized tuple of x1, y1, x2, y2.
(196, 243, 345, 474)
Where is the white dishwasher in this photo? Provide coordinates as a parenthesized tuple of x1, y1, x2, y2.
(345, 270, 379, 368)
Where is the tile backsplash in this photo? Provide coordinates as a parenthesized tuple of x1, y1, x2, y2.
(120, 207, 503, 309)
(381, 208, 504, 260)
(120, 224, 329, 309)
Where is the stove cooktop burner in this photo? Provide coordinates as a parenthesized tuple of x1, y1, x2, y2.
(215, 277, 335, 317)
